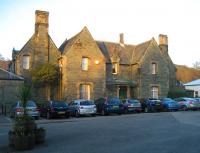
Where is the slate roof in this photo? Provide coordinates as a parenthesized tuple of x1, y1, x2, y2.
(184, 79, 200, 86)
(0, 68, 24, 80)
(59, 26, 155, 65)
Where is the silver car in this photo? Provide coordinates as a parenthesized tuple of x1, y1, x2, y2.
(174, 97, 200, 110)
(68, 99, 97, 117)
(10, 100, 40, 119)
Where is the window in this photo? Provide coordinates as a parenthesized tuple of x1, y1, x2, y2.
(22, 55, 30, 69)
(151, 63, 157, 74)
(82, 57, 89, 70)
(151, 86, 158, 99)
(80, 84, 91, 100)
(112, 63, 118, 74)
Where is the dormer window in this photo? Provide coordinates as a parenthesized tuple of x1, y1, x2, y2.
(151, 63, 157, 74)
(22, 55, 30, 69)
(82, 57, 89, 71)
(112, 63, 118, 74)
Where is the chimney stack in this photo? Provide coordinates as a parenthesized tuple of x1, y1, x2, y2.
(35, 10, 49, 35)
(119, 33, 124, 46)
(159, 34, 168, 54)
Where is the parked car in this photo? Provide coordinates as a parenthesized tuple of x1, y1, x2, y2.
(141, 98, 163, 113)
(40, 100, 70, 119)
(174, 97, 200, 111)
(10, 100, 40, 119)
(160, 98, 180, 111)
(122, 99, 142, 113)
(68, 99, 97, 117)
(95, 97, 123, 115)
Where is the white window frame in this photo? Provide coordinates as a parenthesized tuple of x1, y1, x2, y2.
(22, 55, 30, 70)
(151, 86, 158, 99)
(80, 84, 91, 100)
(82, 57, 89, 71)
(152, 63, 157, 74)
(112, 63, 118, 74)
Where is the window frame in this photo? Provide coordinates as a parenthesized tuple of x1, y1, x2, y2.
(22, 55, 30, 70)
(81, 57, 89, 71)
(151, 62, 157, 75)
(80, 84, 91, 100)
(112, 62, 118, 74)
(151, 86, 159, 99)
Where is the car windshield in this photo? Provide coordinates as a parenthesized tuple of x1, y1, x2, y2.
(128, 100, 140, 104)
(26, 101, 36, 107)
(52, 101, 67, 107)
(80, 101, 95, 105)
(163, 98, 173, 101)
(108, 98, 121, 104)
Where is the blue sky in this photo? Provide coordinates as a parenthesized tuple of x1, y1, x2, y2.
(0, 0, 200, 67)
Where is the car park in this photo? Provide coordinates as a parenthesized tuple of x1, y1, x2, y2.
(95, 97, 123, 115)
(141, 98, 163, 113)
(40, 100, 70, 119)
(174, 97, 200, 111)
(122, 99, 142, 113)
(68, 99, 97, 117)
(10, 100, 40, 119)
(160, 98, 180, 111)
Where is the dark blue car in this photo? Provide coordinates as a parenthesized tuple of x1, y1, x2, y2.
(95, 97, 123, 115)
(161, 98, 180, 111)
(142, 98, 163, 113)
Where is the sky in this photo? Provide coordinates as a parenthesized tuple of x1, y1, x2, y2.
(0, 0, 199, 67)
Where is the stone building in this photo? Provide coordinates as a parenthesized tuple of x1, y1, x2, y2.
(0, 68, 24, 106)
(10, 10, 176, 102)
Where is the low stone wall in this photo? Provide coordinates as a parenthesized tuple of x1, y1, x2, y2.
(0, 80, 24, 110)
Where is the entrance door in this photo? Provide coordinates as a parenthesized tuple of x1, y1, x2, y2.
(119, 86, 127, 99)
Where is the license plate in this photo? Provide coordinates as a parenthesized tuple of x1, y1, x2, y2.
(58, 111, 65, 114)
(113, 106, 119, 109)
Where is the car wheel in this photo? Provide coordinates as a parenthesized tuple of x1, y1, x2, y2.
(144, 107, 148, 113)
(47, 112, 51, 119)
(101, 109, 106, 116)
(75, 111, 80, 118)
(182, 106, 187, 111)
(92, 114, 96, 117)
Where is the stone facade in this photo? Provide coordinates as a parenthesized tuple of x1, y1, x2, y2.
(10, 10, 177, 102)
(0, 68, 24, 106)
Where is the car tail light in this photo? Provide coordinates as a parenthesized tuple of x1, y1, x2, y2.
(36, 108, 40, 112)
(16, 108, 22, 112)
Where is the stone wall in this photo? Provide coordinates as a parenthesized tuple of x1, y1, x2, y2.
(0, 80, 24, 107)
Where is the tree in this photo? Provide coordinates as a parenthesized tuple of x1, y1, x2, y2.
(31, 63, 60, 100)
(193, 60, 200, 70)
(0, 53, 5, 60)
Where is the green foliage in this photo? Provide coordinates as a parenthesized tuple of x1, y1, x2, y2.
(167, 87, 189, 98)
(18, 85, 31, 114)
(31, 63, 60, 86)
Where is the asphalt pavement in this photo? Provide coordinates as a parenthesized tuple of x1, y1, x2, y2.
(1, 112, 200, 153)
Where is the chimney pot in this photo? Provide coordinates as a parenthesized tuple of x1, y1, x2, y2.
(119, 33, 124, 46)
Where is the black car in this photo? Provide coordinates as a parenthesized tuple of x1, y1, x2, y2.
(141, 98, 163, 113)
(95, 97, 123, 115)
(40, 100, 70, 119)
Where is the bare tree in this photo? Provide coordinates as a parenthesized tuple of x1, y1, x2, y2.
(0, 53, 5, 60)
(193, 60, 200, 70)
